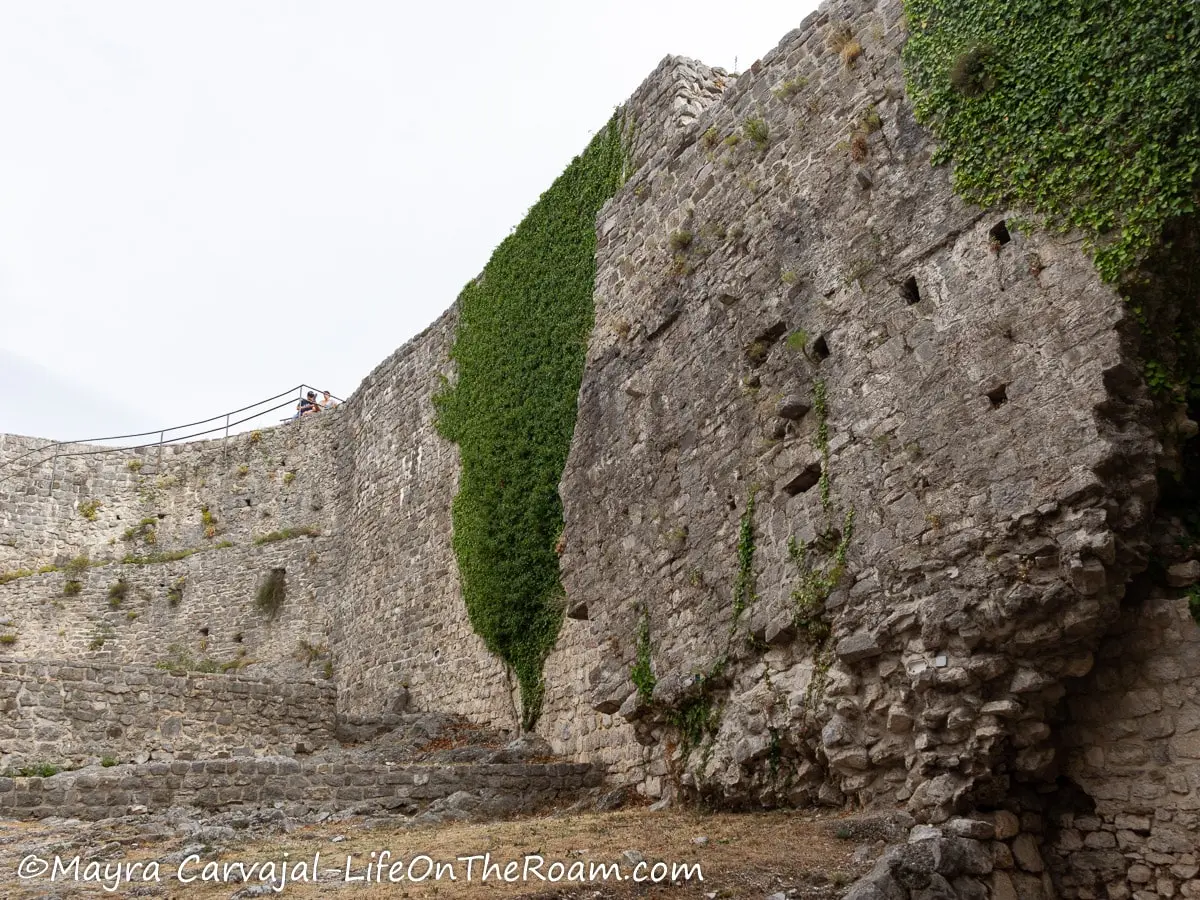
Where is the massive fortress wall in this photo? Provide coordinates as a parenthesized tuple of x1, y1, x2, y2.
(326, 309, 510, 728)
(313, 57, 740, 786)
(564, 0, 1147, 809)
(553, 0, 1200, 894)
(0, 56, 735, 774)
(0, 414, 341, 570)
(2, 0, 1199, 894)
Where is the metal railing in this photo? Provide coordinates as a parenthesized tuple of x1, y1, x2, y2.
(0, 384, 345, 489)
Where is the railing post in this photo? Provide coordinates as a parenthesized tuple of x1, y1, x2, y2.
(223, 413, 230, 462)
(48, 444, 58, 499)
(157, 430, 164, 474)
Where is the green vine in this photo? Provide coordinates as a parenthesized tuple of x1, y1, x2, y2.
(434, 113, 629, 730)
(803, 645, 836, 719)
(731, 490, 758, 623)
(813, 379, 832, 513)
(789, 511, 855, 645)
(659, 488, 761, 765)
(631, 607, 657, 704)
(668, 693, 722, 763)
(768, 726, 783, 782)
(792, 377, 854, 644)
(902, 0, 1200, 284)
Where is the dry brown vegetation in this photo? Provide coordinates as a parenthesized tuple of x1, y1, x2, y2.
(0, 807, 868, 899)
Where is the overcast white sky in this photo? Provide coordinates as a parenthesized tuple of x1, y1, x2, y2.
(0, 1, 818, 442)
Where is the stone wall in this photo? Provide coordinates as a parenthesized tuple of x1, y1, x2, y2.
(560, 0, 1155, 822)
(0, 0, 1197, 895)
(322, 58, 736, 752)
(328, 309, 515, 728)
(0, 56, 731, 757)
(0, 756, 599, 821)
(622, 56, 734, 173)
(0, 411, 341, 573)
(1048, 587, 1200, 899)
(535, 55, 738, 789)
(0, 536, 335, 683)
(0, 661, 336, 770)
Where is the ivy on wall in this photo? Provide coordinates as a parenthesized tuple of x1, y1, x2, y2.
(903, 0, 1200, 283)
(434, 114, 627, 730)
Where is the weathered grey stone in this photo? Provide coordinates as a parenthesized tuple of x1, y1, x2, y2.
(945, 818, 995, 841)
(911, 873, 956, 900)
(837, 632, 884, 663)
(990, 810, 1020, 841)
(887, 705, 914, 734)
(1011, 833, 1044, 873)
(1165, 560, 1200, 587)
(990, 871, 1019, 900)
(594, 786, 631, 812)
(930, 837, 993, 877)
(776, 395, 812, 421)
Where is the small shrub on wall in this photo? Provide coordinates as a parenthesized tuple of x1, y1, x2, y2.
(255, 568, 287, 618)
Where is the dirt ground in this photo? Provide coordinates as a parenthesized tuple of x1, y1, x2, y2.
(0, 806, 881, 899)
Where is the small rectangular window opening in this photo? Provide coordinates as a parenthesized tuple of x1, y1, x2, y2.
(813, 335, 831, 360)
(900, 276, 921, 305)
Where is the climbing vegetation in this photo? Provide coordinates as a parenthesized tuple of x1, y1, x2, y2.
(791, 379, 855, 646)
(903, 0, 1200, 283)
(667, 490, 758, 763)
(631, 608, 656, 704)
(731, 491, 758, 621)
(790, 511, 854, 645)
(434, 113, 628, 730)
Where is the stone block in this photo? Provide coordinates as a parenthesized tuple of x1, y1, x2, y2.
(837, 632, 884, 663)
(1011, 834, 1044, 873)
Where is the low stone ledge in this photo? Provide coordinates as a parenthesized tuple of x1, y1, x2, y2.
(0, 658, 338, 767)
(0, 756, 599, 821)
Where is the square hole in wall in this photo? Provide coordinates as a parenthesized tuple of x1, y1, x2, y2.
(989, 220, 1012, 246)
(783, 463, 822, 496)
(987, 384, 1009, 408)
(900, 276, 921, 305)
(812, 335, 830, 361)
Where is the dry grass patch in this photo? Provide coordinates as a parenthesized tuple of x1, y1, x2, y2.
(0, 808, 865, 899)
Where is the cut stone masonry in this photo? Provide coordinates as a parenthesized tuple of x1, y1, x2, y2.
(1, 0, 1197, 896)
